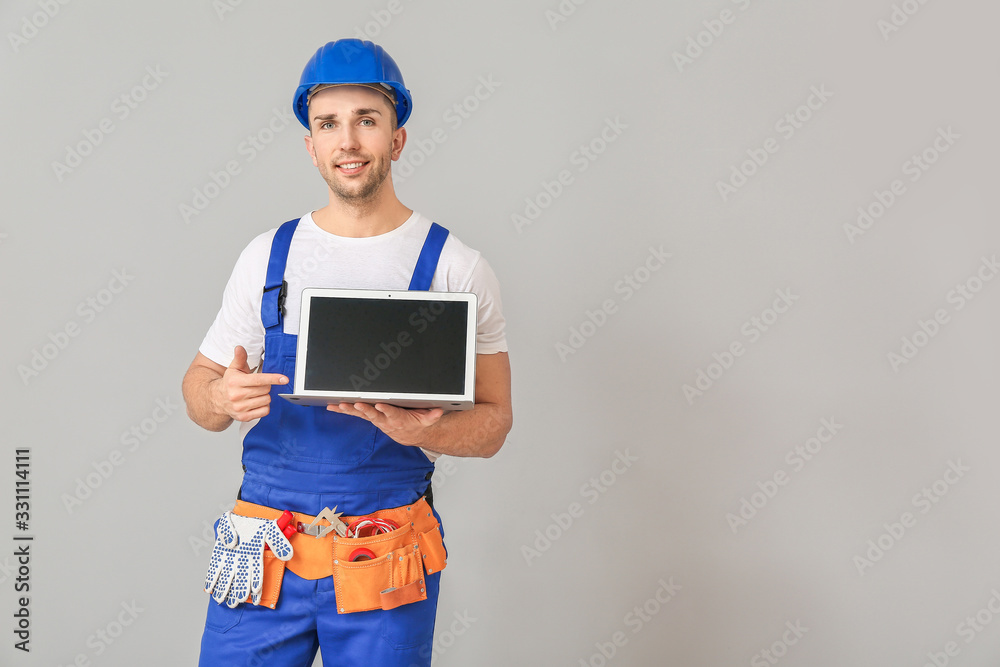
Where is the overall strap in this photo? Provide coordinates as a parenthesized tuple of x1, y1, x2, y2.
(408, 222, 449, 291)
(261, 219, 300, 332)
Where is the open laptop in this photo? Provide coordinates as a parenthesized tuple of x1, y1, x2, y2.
(278, 288, 478, 410)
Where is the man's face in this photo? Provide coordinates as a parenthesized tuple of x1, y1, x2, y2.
(303, 85, 404, 205)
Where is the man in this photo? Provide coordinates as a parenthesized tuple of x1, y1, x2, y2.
(182, 39, 511, 666)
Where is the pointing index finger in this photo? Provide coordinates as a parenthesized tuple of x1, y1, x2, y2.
(245, 373, 288, 386)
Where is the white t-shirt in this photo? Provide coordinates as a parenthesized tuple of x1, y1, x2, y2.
(200, 210, 508, 372)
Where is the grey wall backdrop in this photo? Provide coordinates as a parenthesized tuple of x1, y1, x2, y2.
(2, 1, 998, 665)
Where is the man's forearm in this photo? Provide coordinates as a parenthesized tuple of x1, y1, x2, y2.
(182, 366, 234, 432)
(417, 402, 512, 458)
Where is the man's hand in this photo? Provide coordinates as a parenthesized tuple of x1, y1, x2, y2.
(183, 346, 289, 431)
(215, 346, 289, 422)
(326, 402, 444, 446)
(323, 351, 512, 458)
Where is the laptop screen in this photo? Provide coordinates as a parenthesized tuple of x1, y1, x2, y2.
(303, 296, 469, 395)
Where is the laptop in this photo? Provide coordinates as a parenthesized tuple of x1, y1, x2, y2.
(278, 288, 478, 410)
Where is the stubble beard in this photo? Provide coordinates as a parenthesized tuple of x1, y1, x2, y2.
(321, 151, 392, 210)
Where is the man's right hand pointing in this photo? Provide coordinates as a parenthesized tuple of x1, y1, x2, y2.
(214, 345, 289, 422)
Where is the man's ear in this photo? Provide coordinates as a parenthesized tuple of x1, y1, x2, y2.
(304, 132, 319, 167)
(391, 127, 407, 161)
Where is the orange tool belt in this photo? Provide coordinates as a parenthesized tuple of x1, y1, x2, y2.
(231, 496, 447, 613)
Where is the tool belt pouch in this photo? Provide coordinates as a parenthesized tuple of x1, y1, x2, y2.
(331, 508, 448, 614)
(251, 551, 288, 609)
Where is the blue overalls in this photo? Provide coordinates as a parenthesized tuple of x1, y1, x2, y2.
(199, 218, 450, 667)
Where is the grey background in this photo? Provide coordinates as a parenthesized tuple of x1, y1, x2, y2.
(2, 1, 998, 665)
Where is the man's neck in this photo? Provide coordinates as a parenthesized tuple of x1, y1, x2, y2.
(312, 194, 413, 238)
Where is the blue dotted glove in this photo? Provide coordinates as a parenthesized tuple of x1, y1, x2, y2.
(204, 512, 294, 608)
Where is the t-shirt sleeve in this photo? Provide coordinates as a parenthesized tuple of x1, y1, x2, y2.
(466, 255, 508, 355)
(198, 236, 270, 370)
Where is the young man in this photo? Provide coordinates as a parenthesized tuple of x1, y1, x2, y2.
(182, 39, 511, 666)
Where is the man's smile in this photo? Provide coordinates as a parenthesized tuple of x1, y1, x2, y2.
(335, 160, 370, 174)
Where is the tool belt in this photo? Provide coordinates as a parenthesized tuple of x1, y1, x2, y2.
(230, 496, 447, 613)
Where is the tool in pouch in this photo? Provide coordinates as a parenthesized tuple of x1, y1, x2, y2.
(203, 497, 447, 613)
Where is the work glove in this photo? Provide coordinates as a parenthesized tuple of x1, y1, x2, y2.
(204, 512, 294, 608)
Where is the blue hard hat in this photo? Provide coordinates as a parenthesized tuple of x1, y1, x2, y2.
(293, 39, 412, 129)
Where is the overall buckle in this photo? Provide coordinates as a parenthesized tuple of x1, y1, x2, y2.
(263, 280, 288, 314)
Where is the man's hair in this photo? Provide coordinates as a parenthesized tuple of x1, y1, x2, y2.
(385, 95, 399, 132)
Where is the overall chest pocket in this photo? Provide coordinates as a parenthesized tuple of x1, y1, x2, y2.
(275, 355, 376, 464)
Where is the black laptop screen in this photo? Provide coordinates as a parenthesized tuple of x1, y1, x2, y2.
(303, 297, 469, 395)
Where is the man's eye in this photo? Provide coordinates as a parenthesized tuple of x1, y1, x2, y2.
(360, 119, 374, 126)
(321, 122, 334, 129)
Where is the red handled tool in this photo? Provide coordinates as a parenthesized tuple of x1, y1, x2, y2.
(265, 510, 298, 552)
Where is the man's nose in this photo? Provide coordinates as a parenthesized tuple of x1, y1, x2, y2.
(339, 125, 360, 151)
